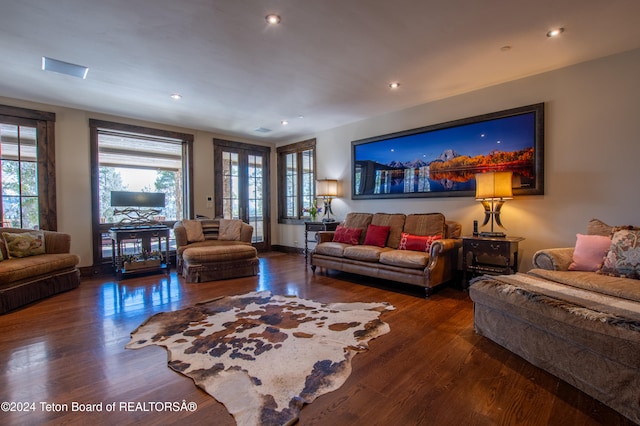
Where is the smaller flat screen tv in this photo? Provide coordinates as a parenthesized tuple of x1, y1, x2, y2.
(110, 191, 165, 207)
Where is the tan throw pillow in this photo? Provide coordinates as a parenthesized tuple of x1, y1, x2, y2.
(3, 231, 46, 258)
(182, 220, 205, 242)
(219, 219, 242, 241)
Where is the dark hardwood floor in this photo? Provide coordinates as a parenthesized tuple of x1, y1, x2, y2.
(0, 252, 633, 425)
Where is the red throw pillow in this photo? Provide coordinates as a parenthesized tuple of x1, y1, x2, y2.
(363, 224, 391, 247)
(333, 226, 362, 245)
(398, 233, 442, 252)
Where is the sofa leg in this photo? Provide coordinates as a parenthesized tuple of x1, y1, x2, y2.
(310, 265, 316, 272)
(425, 287, 432, 299)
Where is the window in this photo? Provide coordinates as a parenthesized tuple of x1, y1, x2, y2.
(0, 105, 56, 230)
(277, 139, 316, 223)
(90, 119, 193, 268)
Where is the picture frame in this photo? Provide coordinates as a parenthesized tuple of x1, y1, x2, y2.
(351, 103, 544, 199)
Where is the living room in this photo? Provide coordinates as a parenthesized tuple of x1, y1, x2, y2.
(1, 1, 640, 425)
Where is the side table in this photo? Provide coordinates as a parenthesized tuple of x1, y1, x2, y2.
(110, 225, 171, 280)
(462, 235, 524, 288)
(304, 221, 339, 264)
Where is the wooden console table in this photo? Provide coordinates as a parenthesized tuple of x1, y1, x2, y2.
(304, 221, 339, 264)
(110, 225, 170, 280)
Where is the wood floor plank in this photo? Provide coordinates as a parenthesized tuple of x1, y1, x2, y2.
(0, 252, 633, 425)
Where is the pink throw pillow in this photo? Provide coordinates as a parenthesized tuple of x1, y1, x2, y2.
(398, 233, 442, 252)
(332, 226, 362, 245)
(568, 233, 612, 271)
(363, 224, 391, 247)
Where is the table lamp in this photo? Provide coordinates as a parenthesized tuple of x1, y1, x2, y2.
(316, 179, 338, 222)
(475, 171, 513, 237)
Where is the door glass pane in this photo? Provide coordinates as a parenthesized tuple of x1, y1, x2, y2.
(222, 151, 240, 219)
(248, 154, 264, 243)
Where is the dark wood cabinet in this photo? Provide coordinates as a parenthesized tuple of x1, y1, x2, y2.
(462, 235, 524, 287)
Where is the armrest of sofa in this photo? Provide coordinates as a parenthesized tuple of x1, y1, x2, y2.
(173, 221, 189, 248)
(532, 247, 575, 271)
(316, 231, 336, 244)
(43, 230, 72, 254)
(240, 222, 253, 243)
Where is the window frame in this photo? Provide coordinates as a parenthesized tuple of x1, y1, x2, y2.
(0, 104, 57, 230)
(277, 138, 316, 224)
(89, 119, 194, 269)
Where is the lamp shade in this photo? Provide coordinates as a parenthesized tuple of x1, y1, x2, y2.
(316, 179, 338, 197)
(475, 171, 513, 200)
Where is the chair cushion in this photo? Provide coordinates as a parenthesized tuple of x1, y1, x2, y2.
(182, 245, 257, 263)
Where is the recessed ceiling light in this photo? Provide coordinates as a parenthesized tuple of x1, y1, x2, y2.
(389, 82, 400, 89)
(546, 27, 564, 38)
(42, 56, 89, 79)
(170, 93, 182, 100)
(266, 14, 281, 24)
(281, 120, 289, 125)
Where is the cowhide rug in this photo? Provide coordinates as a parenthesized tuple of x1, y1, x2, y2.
(126, 290, 395, 425)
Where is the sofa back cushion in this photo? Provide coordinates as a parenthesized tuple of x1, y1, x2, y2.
(182, 220, 205, 242)
(403, 213, 446, 237)
(587, 218, 614, 236)
(343, 213, 373, 245)
(371, 213, 406, 248)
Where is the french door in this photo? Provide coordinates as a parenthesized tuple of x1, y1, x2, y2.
(213, 139, 270, 251)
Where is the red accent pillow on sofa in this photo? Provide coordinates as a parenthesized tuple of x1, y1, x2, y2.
(333, 226, 362, 245)
(363, 224, 391, 247)
(398, 233, 442, 252)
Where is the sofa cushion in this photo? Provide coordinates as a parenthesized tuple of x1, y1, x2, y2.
(314, 242, 349, 257)
(182, 220, 205, 242)
(379, 249, 429, 269)
(371, 213, 406, 248)
(398, 233, 442, 252)
(569, 233, 612, 272)
(403, 213, 446, 237)
(587, 218, 614, 236)
(599, 229, 640, 279)
(219, 219, 242, 241)
(343, 213, 373, 244)
(0, 253, 80, 285)
(333, 226, 362, 245)
(3, 231, 46, 258)
(343, 245, 392, 262)
(363, 224, 390, 247)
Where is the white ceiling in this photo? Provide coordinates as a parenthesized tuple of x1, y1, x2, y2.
(1, 0, 640, 144)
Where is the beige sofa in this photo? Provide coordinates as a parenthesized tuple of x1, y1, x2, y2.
(469, 219, 640, 424)
(310, 212, 461, 297)
(173, 219, 259, 283)
(0, 228, 80, 314)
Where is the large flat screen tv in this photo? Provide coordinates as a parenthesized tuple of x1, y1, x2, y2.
(110, 191, 165, 207)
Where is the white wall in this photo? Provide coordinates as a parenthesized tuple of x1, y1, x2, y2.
(2, 47, 639, 271)
(280, 48, 640, 270)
